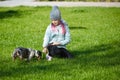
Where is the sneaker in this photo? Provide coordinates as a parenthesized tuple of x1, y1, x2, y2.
(46, 54, 52, 61)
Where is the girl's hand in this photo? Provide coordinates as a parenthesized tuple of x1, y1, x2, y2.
(52, 42, 60, 46)
(42, 47, 48, 54)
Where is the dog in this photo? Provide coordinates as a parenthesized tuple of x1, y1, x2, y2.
(12, 47, 42, 61)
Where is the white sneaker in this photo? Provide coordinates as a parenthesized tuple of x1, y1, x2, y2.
(46, 54, 52, 61)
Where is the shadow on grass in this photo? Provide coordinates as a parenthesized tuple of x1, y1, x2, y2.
(0, 10, 21, 19)
(72, 43, 112, 56)
(0, 60, 67, 78)
(71, 9, 87, 13)
(71, 41, 120, 67)
(69, 26, 87, 30)
(0, 41, 119, 78)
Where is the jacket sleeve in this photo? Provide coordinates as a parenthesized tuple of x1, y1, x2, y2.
(42, 25, 51, 48)
(59, 23, 71, 45)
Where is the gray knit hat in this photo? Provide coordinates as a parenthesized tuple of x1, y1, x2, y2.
(50, 6, 61, 20)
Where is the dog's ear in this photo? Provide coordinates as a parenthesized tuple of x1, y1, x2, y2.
(16, 50, 21, 56)
(37, 50, 42, 56)
(36, 50, 42, 60)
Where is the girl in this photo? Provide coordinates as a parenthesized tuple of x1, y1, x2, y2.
(42, 6, 72, 61)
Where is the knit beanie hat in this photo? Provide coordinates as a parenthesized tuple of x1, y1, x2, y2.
(50, 6, 61, 20)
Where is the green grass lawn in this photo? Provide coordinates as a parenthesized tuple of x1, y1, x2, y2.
(0, 6, 120, 80)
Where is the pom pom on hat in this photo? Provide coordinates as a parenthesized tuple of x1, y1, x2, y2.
(50, 6, 61, 20)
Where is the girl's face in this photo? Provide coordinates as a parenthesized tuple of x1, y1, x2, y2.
(52, 20, 60, 26)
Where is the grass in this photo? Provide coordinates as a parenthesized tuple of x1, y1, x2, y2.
(0, 6, 120, 80)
